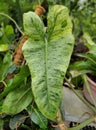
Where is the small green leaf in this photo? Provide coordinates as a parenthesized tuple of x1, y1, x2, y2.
(0, 31, 3, 37)
(0, 44, 8, 52)
(5, 25, 14, 35)
(27, 107, 48, 129)
(83, 32, 95, 49)
(9, 114, 26, 129)
(0, 65, 30, 100)
(0, 100, 3, 112)
(0, 119, 3, 130)
(2, 82, 33, 114)
(5, 25, 15, 41)
(0, 52, 12, 81)
(89, 44, 96, 56)
(4, 64, 19, 77)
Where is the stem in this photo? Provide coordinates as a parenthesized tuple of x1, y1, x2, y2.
(0, 12, 24, 35)
(64, 77, 96, 113)
(38, 0, 41, 5)
(1, 81, 7, 88)
(56, 110, 67, 130)
(68, 116, 95, 130)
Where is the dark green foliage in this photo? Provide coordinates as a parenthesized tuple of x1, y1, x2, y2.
(69, 45, 96, 76)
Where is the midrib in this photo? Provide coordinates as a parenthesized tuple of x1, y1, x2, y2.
(45, 38, 49, 100)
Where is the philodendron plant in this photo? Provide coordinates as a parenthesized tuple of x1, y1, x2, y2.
(22, 5, 74, 119)
(0, 5, 74, 129)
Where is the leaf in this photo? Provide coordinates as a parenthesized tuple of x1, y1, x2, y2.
(23, 5, 74, 119)
(0, 52, 12, 81)
(9, 114, 26, 129)
(48, 5, 72, 41)
(0, 119, 3, 130)
(0, 100, 3, 113)
(0, 44, 8, 52)
(28, 106, 48, 129)
(83, 32, 95, 49)
(89, 44, 96, 56)
(5, 25, 15, 41)
(2, 82, 33, 114)
(0, 65, 30, 100)
(5, 25, 14, 36)
(69, 61, 96, 74)
(0, 30, 3, 37)
(23, 11, 45, 40)
(4, 64, 18, 77)
(76, 53, 96, 66)
(70, 53, 96, 75)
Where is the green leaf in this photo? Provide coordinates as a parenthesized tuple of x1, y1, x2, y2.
(4, 64, 18, 77)
(0, 119, 3, 130)
(0, 30, 3, 37)
(69, 53, 96, 75)
(0, 65, 30, 100)
(23, 5, 74, 119)
(48, 5, 72, 41)
(2, 82, 33, 114)
(5, 25, 15, 41)
(9, 114, 26, 129)
(0, 44, 8, 52)
(89, 44, 96, 56)
(23, 11, 45, 40)
(0, 52, 12, 81)
(69, 61, 96, 75)
(76, 53, 96, 66)
(5, 25, 14, 36)
(0, 100, 3, 112)
(83, 32, 95, 49)
(3, 52, 12, 64)
(28, 106, 48, 129)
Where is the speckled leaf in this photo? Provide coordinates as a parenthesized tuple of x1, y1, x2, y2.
(23, 11, 45, 40)
(23, 5, 74, 119)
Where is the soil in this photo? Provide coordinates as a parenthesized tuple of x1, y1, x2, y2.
(87, 74, 96, 83)
(71, 42, 89, 63)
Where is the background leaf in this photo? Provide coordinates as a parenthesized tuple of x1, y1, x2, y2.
(28, 106, 48, 129)
(0, 44, 9, 52)
(0, 119, 3, 130)
(9, 114, 26, 130)
(2, 82, 33, 114)
(0, 65, 30, 100)
(0, 52, 12, 81)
